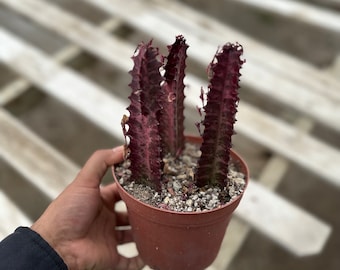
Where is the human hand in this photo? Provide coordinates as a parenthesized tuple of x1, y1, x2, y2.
(31, 147, 144, 270)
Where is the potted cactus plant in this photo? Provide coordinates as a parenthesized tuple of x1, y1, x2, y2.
(113, 35, 248, 270)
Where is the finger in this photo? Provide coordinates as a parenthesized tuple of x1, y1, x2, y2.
(101, 182, 121, 207)
(101, 183, 130, 226)
(74, 147, 124, 188)
(115, 255, 145, 270)
(115, 212, 130, 227)
(101, 184, 130, 224)
(115, 228, 134, 244)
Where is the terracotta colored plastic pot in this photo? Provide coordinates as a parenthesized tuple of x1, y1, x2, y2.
(113, 136, 249, 270)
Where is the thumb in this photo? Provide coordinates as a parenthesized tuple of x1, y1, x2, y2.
(74, 147, 124, 188)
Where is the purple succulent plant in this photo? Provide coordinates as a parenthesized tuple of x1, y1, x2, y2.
(121, 36, 244, 191)
(196, 43, 244, 187)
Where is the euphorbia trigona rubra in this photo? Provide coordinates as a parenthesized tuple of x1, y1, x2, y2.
(122, 35, 244, 192)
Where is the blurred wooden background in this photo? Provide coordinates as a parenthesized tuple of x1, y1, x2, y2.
(0, 0, 339, 269)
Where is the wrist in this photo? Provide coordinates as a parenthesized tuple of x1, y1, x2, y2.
(31, 222, 78, 270)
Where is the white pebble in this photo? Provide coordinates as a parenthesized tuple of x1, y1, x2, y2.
(173, 181, 182, 192)
(186, 199, 193, 207)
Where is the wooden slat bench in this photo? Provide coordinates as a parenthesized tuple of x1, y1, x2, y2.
(0, 0, 338, 269)
(235, 0, 340, 35)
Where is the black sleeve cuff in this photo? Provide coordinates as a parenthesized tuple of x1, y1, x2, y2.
(0, 227, 68, 270)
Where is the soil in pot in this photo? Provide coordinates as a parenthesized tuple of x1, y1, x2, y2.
(115, 141, 246, 213)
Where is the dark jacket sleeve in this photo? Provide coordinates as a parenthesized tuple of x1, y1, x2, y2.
(0, 227, 68, 270)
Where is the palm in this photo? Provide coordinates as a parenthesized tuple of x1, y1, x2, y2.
(56, 185, 119, 269)
(31, 149, 144, 270)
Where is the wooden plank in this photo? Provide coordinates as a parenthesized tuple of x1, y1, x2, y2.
(236, 180, 331, 256)
(235, 0, 340, 34)
(0, 190, 32, 240)
(0, 0, 134, 72)
(0, 27, 128, 138)
(0, 79, 30, 106)
(80, 0, 340, 133)
(0, 108, 79, 199)
(0, 17, 123, 106)
(0, 28, 339, 188)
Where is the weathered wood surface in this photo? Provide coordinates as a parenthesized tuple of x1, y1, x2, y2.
(0, 0, 338, 268)
(0, 17, 123, 106)
(237, 180, 331, 256)
(0, 25, 332, 257)
(235, 0, 340, 34)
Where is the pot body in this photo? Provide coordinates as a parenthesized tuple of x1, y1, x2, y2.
(113, 136, 249, 270)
